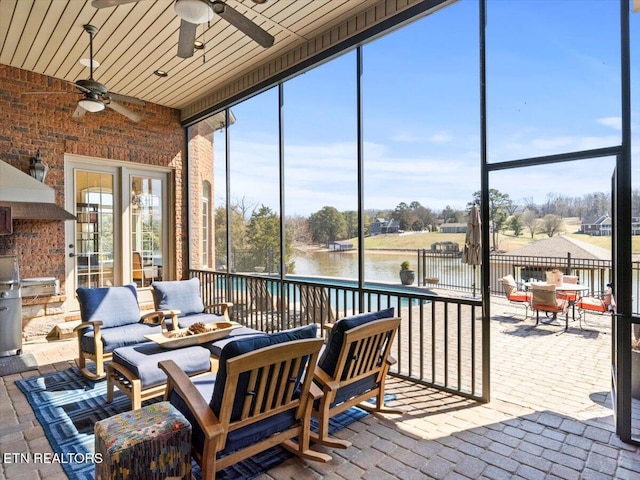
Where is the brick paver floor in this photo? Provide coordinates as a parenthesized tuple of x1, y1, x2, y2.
(1, 296, 639, 479)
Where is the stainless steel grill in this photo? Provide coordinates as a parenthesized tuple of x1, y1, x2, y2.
(0, 255, 22, 356)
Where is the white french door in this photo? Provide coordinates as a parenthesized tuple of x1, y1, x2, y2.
(65, 156, 172, 311)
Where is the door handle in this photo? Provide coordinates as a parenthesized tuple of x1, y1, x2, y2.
(69, 253, 76, 258)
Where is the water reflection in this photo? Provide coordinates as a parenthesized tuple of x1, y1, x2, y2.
(293, 251, 418, 284)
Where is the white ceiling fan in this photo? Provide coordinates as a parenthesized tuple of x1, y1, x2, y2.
(91, 0, 275, 59)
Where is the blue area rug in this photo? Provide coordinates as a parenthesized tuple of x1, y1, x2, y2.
(16, 367, 374, 480)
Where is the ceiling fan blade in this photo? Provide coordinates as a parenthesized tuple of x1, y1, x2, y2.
(106, 100, 142, 123)
(73, 104, 88, 118)
(91, 0, 142, 8)
(177, 19, 198, 58)
(108, 92, 145, 106)
(212, 1, 274, 48)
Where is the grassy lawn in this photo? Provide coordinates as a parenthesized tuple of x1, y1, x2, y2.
(348, 217, 640, 254)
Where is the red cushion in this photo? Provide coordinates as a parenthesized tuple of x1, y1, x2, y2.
(507, 292, 529, 302)
(577, 297, 607, 313)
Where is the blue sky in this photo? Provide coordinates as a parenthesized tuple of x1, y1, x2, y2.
(215, 0, 638, 217)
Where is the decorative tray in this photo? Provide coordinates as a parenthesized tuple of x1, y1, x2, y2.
(145, 321, 241, 349)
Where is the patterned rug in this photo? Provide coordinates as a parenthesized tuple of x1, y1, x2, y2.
(16, 367, 373, 480)
(0, 353, 38, 376)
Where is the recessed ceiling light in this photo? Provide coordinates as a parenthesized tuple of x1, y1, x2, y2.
(79, 58, 100, 68)
(153, 69, 168, 77)
(194, 41, 204, 50)
(252, 0, 268, 4)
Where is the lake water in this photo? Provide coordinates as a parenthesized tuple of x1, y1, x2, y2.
(292, 250, 470, 288)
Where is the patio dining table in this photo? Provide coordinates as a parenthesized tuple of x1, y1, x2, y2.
(524, 282, 590, 323)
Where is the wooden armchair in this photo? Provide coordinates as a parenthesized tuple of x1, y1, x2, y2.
(158, 324, 331, 480)
(151, 277, 232, 330)
(74, 284, 167, 380)
(312, 310, 403, 448)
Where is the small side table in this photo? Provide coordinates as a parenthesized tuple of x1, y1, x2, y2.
(95, 401, 191, 480)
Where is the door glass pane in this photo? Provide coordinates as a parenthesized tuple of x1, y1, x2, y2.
(75, 171, 114, 288)
(131, 176, 163, 286)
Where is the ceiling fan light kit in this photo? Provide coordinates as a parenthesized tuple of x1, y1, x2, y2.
(78, 98, 105, 112)
(174, 0, 213, 24)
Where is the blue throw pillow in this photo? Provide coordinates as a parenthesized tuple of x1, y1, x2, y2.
(318, 308, 395, 377)
(210, 324, 318, 420)
(151, 277, 205, 316)
(76, 284, 140, 329)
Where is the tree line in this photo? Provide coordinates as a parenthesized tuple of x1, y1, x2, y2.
(214, 189, 640, 267)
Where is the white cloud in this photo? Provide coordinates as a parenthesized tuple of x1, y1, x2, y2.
(597, 117, 622, 131)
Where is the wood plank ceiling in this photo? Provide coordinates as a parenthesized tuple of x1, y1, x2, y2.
(0, 0, 382, 114)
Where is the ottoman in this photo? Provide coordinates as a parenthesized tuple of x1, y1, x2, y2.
(95, 401, 191, 480)
(107, 342, 213, 410)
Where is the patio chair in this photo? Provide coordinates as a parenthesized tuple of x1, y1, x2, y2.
(151, 277, 232, 330)
(530, 283, 569, 330)
(245, 276, 289, 330)
(501, 275, 530, 318)
(158, 324, 331, 480)
(557, 274, 579, 304)
(312, 309, 403, 449)
(299, 284, 336, 325)
(576, 285, 615, 327)
(74, 284, 167, 380)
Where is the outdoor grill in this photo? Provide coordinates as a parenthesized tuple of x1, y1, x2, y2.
(0, 255, 22, 356)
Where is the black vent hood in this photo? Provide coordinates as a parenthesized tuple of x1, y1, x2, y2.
(0, 161, 76, 221)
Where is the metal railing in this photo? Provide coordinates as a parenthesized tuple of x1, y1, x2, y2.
(190, 269, 487, 402)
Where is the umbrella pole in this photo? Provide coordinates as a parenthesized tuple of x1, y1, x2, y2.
(472, 265, 476, 297)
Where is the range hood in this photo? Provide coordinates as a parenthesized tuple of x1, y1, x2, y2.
(0, 161, 76, 221)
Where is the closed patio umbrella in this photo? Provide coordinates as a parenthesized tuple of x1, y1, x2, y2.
(462, 204, 482, 297)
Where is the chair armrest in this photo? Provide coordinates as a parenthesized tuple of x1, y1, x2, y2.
(309, 381, 324, 401)
(386, 355, 398, 367)
(204, 302, 233, 313)
(322, 323, 335, 332)
(313, 367, 340, 392)
(73, 320, 103, 333)
(140, 310, 170, 331)
(158, 360, 224, 440)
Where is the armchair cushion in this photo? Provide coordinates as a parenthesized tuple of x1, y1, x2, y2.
(80, 323, 163, 354)
(77, 284, 141, 329)
(174, 312, 226, 329)
(152, 277, 205, 316)
(318, 308, 394, 377)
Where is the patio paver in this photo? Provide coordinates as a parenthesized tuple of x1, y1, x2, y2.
(0, 296, 639, 479)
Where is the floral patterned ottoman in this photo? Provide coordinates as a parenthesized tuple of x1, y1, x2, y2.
(94, 401, 191, 480)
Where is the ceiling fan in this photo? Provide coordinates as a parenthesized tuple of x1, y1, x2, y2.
(22, 24, 144, 122)
(71, 24, 144, 122)
(91, 0, 275, 59)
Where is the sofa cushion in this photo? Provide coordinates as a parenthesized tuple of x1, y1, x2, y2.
(77, 284, 141, 329)
(151, 278, 205, 317)
(112, 343, 211, 388)
(176, 312, 227, 329)
(318, 308, 395, 377)
(210, 324, 318, 420)
(80, 322, 163, 354)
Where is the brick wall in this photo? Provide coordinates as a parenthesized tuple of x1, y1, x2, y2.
(0, 64, 187, 338)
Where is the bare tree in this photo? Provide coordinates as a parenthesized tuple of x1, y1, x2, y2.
(521, 209, 538, 238)
(541, 214, 564, 237)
